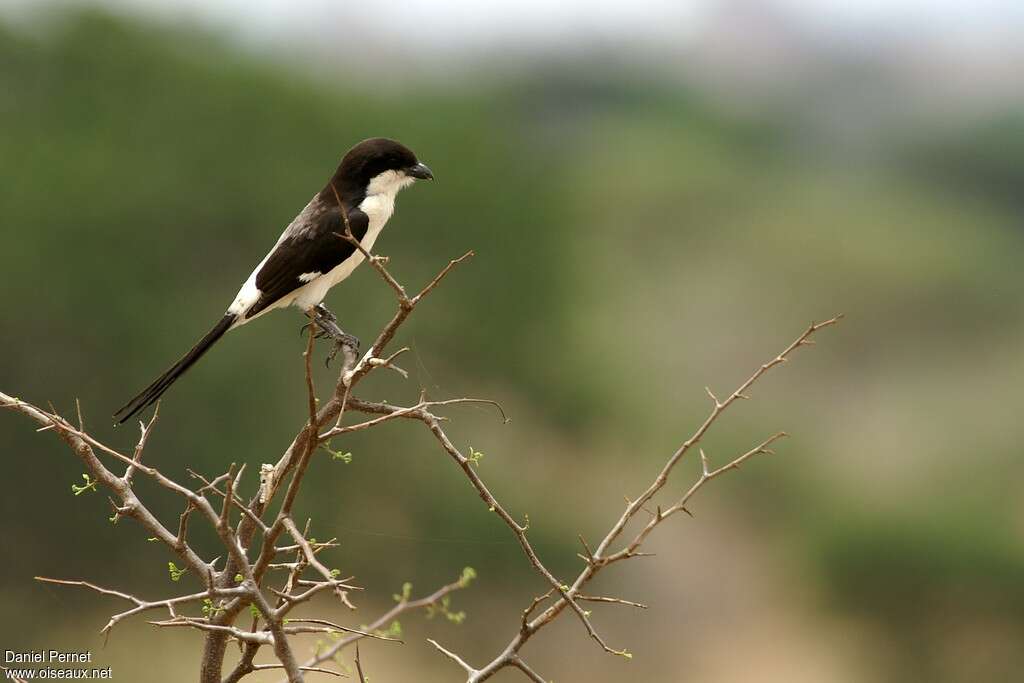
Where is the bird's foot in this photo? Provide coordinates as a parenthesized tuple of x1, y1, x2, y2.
(325, 333, 361, 367)
(306, 305, 360, 367)
(300, 304, 337, 338)
(298, 323, 333, 339)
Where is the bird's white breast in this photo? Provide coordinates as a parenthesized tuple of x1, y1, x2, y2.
(288, 194, 392, 309)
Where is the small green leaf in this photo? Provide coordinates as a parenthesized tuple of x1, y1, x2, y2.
(458, 566, 477, 587)
(71, 473, 98, 496)
(393, 581, 413, 603)
(167, 562, 187, 582)
(322, 441, 353, 463)
(424, 592, 469, 625)
(201, 598, 224, 618)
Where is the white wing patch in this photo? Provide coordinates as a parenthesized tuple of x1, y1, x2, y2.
(298, 271, 321, 283)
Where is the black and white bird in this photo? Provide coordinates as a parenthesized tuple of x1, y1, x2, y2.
(114, 137, 433, 424)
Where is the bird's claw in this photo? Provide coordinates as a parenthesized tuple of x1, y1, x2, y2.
(300, 323, 333, 339)
(325, 334, 360, 368)
(306, 304, 358, 366)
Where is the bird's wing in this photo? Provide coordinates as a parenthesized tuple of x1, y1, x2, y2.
(244, 206, 369, 319)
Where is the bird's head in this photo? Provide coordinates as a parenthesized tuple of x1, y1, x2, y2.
(327, 138, 433, 206)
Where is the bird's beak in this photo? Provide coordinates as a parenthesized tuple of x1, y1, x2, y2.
(407, 162, 434, 180)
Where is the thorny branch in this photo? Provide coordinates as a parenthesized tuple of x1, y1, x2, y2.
(294, 570, 477, 676)
(0, 246, 477, 683)
(1, 227, 839, 683)
(347, 313, 841, 682)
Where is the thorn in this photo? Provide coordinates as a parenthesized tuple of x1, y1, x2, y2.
(681, 507, 694, 518)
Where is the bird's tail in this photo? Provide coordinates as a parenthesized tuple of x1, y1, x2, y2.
(114, 314, 236, 424)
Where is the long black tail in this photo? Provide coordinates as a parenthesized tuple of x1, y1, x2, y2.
(114, 314, 236, 424)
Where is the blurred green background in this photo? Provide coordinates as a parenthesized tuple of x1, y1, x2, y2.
(2, 3, 1024, 681)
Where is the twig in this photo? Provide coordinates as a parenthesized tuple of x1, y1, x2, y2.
(353, 645, 366, 683)
(296, 570, 474, 675)
(427, 639, 477, 676)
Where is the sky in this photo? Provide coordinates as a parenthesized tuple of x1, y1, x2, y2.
(7, 0, 1024, 112)
(7, 0, 1024, 55)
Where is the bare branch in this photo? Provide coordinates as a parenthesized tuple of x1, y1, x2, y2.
(149, 618, 275, 645)
(251, 664, 344, 679)
(576, 595, 648, 610)
(510, 657, 546, 683)
(428, 315, 841, 679)
(281, 517, 355, 610)
(124, 402, 159, 486)
(427, 639, 477, 676)
(353, 645, 366, 683)
(298, 570, 474, 673)
(34, 577, 250, 635)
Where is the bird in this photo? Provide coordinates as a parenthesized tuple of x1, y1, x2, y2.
(113, 137, 433, 424)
